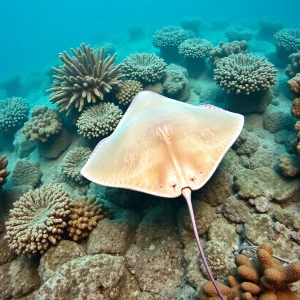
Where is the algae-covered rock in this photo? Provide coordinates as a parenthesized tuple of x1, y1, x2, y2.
(222, 196, 251, 223)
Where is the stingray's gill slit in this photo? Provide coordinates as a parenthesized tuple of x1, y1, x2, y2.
(182, 187, 226, 300)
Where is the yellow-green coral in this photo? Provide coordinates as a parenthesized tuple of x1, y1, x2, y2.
(116, 80, 143, 105)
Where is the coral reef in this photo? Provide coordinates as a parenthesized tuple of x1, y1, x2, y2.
(225, 26, 253, 42)
(0, 97, 29, 133)
(288, 74, 300, 95)
(209, 40, 248, 66)
(0, 156, 9, 190)
(258, 18, 283, 40)
(121, 53, 166, 85)
(116, 80, 143, 105)
(285, 52, 300, 78)
(180, 16, 201, 36)
(152, 26, 188, 62)
(292, 98, 300, 118)
(62, 147, 91, 184)
(67, 196, 110, 241)
(199, 243, 300, 299)
(76, 102, 123, 139)
(46, 43, 123, 115)
(4, 185, 71, 256)
(274, 28, 300, 59)
(12, 160, 41, 188)
(22, 106, 62, 142)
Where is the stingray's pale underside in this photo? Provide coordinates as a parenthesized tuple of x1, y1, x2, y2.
(81, 91, 244, 197)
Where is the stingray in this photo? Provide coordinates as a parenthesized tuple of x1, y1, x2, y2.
(81, 91, 244, 299)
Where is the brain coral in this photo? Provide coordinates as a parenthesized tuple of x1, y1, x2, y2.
(274, 28, 300, 55)
(121, 53, 166, 85)
(76, 102, 123, 139)
(5, 184, 71, 256)
(116, 80, 143, 106)
(22, 106, 62, 142)
(209, 40, 248, 66)
(62, 147, 91, 184)
(178, 38, 213, 59)
(46, 43, 123, 115)
(0, 97, 29, 133)
(225, 26, 253, 42)
(214, 53, 277, 95)
(0, 155, 9, 188)
(67, 196, 111, 241)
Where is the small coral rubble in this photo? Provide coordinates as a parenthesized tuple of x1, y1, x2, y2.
(199, 243, 300, 300)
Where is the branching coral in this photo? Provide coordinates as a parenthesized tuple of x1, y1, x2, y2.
(0, 155, 9, 188)
(179, 38, 213, 59)
(76, 102, 123, 139)
(214, 53, 277, 95)
(288, 74, 300, 95)
(0, 97, 29, 133)
(62, 147, 91, 184)
(116, 80, 143, 105)
(209, 41, 248, 66)
(199, 243, 300, 300)
(285, 52, 300, 78)
(121, 53, 166, 85)
(4, 185, 71, 256)
(67, 196, 111, 241)
(22, 106, 62, 142)
(225, 26, 253, 42)
(274, 29, 300, 56)
(46, 43, 123, 115)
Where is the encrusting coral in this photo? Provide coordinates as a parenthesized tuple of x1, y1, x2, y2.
(76, 102, 123, 139)
(121, 53, 166, 85)
(209, 41, 248, 66)
(0, 155, 10, 189)
(116, 80, 143, 106)
(199, 243, 300, 300)
(46, 43, 123, 115)
(0, 97, 29, 133)
(214, 53, 277, 95)
(4, 185, 71, 256)
(22, 106, 62, 142)
(62, 147, 92, 184)
(67, 196, 111, 241)
(225, 26, 253, 42)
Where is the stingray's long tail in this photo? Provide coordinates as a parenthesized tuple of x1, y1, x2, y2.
(182, 187, 225, 300)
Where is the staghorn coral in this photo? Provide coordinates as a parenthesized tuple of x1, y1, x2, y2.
(258, 18, 283, 40)
(163, 71, 190, 101)
(225, 26, 253, 42)
(67, 196, 111, 241)
(209, 40, 248, 66)
(285, 52, 300, 78)
(199, 243, 300, 300)
(214, 53, 277, 95)
(180, 16, 201, 35)
(0, 156, 9, 189)
(121, 53, 166, 85)
(4, 185, 71, 256)
(152, 26, 188, 62)
(12, 160, 41, 188)
(62, 147, 91, 184)
(288, 74, 300, 95)
(22, 106, 62, 143)
(116, 80, 143, 106)
(76, 102, 123, 139)
(274, 29, 300, 57)
(0, 97, 29, 133)
(46, 43, 123, 115)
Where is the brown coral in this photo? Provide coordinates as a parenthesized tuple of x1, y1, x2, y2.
(116, 80, 143, 105)
(292, 98, 300, 118)
(0, 155, 9, 188)
(22, 106, 62, 142)
(4, 185, 71, 256)
(199, 243, 300, 300)
(62, 147, 91, 184)
(288, 74, 300, 95)
(67, 196, 111, 241)
(46, 44, 123, 115)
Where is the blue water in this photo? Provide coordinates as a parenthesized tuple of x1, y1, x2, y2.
(1, 0, 299, 80)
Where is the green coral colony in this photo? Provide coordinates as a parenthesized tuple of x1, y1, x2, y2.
(1, 14, 300, 300)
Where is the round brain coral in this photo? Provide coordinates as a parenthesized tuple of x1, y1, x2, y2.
(116, 80, 143, 106)
(0, 97, 29, 133)
(67, 196, 111, 241)
(214, 53, 277, 95)
(274, 28, 300, 55)
(22, 106, 62, 143)
(121, 53, 166, 85)
(225, 26, 253, 42)
(4, 184, 71, 256)
(62, 147, 91, 184)
(46, 43, 124, 115)
(76, 103, 123, 139)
